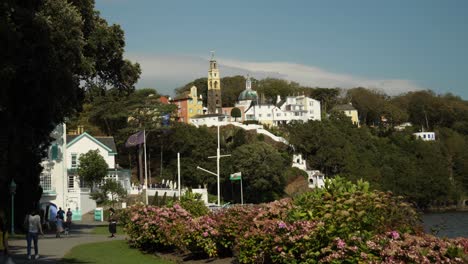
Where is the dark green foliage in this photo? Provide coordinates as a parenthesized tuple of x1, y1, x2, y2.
(151, 192, 159, 206)
(78, 150, 109, 189)
(231, 142, 288, 203)
(91, 179, 127, 207)
(177, 191, 209, 217)
(0, 0, 139, 225)
(161, 192, 167, 206)
(288, 177, 422, 239)
(230, 107, 241, 121)
(287, 112, 468, 208)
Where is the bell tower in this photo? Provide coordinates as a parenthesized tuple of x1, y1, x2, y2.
(207, 51, 222, 114)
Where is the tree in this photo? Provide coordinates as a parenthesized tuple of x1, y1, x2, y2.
(231, 107, 241, 121)
(231, 142, 288, 203)
(0, 0, 139, 222)
(91, 179, 127, 207)
(78, 150, 108, 189)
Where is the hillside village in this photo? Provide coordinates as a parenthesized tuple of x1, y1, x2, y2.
(36, 54, 467, 222)
(2, 2, 468, 263)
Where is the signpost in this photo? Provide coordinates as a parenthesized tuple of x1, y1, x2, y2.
(230, 172, 243, 205)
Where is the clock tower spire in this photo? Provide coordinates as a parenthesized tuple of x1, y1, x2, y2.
(207, 51, 222, 114)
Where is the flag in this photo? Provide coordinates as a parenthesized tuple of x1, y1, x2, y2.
(162, 113, 170, 127)
(230, 172, 242, 181)
(125, 131, 145, 147)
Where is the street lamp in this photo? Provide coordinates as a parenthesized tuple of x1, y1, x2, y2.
(9, 179, 16, 235)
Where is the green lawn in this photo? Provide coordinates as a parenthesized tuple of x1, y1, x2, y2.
(91, 224, 125, 235)
(62, 240, 173, 264)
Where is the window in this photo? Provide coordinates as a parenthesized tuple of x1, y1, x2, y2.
(68, 175, 74, 189)
(189, 109, 193, 113)
(71, 153, 78, 168)
(267, 114, 271, 117)
(51, 144, 58, 160)
(40, 171, 52, 191)
(214, 81, 218, 89)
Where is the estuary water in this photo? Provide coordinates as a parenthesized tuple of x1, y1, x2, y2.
(422, 211, 468, 238)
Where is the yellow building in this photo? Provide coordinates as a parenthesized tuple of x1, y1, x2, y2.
(332, 103, 360, 126)
(171, 86, 204, 123)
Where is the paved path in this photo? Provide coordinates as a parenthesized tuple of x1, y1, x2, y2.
(4, 221, 125, 264)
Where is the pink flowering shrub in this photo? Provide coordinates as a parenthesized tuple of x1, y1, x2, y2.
(125, 203, 192, 251)
(319, 232, 468, 263)
(180, 215, 220, 257)
(122, 178, 468, 263)
(237, 219, 325, 263)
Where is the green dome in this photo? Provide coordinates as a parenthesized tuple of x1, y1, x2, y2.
(238, 89, 258, 101)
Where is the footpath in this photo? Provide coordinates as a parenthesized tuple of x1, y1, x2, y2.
(4, 221, 125, 264)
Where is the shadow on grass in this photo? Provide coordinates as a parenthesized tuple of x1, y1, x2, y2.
(61, 258, 94, 263)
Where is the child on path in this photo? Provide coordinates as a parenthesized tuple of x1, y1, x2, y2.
(25, 209, 44, 260)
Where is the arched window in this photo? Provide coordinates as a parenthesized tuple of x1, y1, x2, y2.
(216, 100, 219, 105)
(210, 81, 212, 88)
(214, 81, 218, 88)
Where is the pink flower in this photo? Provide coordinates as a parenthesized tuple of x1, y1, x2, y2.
(278, 221, 287, 229)
(202, 232, 209, 237)
(390, 230, 400, 240)
(276, 246, 283, 252)
(337, 238, 346, 249)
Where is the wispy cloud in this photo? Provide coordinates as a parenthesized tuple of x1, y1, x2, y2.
(127, 53, 424, 96)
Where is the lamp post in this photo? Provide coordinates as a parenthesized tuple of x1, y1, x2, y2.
(10, 179, 16, 235)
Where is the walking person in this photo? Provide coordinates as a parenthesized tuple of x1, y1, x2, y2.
(57, 207, 65, 220)
(24, 209, 43, 260)
(65, 208, 72, 235)
(108, 208, 117, 238)
(55, 216, 64, 238)
(0, 210, 14, 264)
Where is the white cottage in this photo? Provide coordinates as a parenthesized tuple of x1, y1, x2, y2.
(40, 125, 130, 220)
(413, 132, 436, 141)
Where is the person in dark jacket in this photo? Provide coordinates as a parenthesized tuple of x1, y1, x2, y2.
(108, 208, 117, 238)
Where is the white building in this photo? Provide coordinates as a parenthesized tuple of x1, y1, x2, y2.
(291, 154, 325, 189)
(413, 132, 436, 141)
(40, 125, 130, 220)
(235, 77, 321, 126)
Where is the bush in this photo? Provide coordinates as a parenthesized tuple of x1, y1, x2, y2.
(125, 204, 192, 251)
(176, 191, 209, 217)
(122, 178, 467, 263)
(288, 177, 422, 241)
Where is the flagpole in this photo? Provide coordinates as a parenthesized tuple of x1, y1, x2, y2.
(240, 176, 244, 205)
(177, 152, 181, 200)
(144, 129, 148, 205)
(217, 124, 220, 206)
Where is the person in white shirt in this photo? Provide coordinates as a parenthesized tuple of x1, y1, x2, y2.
(24, 209, 43, 260)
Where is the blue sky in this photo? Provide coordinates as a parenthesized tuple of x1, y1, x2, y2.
(96, 0, 468, 98)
